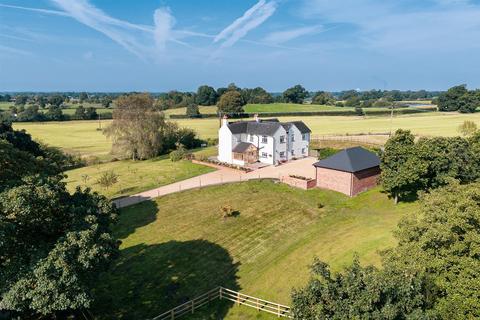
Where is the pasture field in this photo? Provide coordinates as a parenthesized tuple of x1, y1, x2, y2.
(64, 151, 216, 199)
(92, 181, 417, 319)
(14, 112, 479, 158)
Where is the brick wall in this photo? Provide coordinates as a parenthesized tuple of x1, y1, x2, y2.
(351, 166, 380, 196)
(316, 167, 352, 196)
(281, 175, 317, 190)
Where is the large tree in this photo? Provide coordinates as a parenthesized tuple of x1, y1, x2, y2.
(381, 130, 480, 202)
(217, 90, 246, 114)
(0, 122, 118, 318)
(380, 130, 426, 203)
(196, 85, 218, 106)
(384, 182, 480, 319)
(437, 84, 479, 113)
(292, 181, 480, 319)
(291, 257, 430, 319)
(241, 87, 273, 104)
(282, 85, 308, 104)
(104, 93, 165, 160)
(311, 91, 335, 105)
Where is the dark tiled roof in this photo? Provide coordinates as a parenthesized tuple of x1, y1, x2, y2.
(227, 119, 310, 136)
(313, 147, 380, 173)
(232, 142, 256, 153)
(290, 121, 312, 133)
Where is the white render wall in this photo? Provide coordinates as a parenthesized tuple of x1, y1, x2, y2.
(218, 121, 310, 166)
(288, 125, 309, 159)
(218, 123, 233, 163)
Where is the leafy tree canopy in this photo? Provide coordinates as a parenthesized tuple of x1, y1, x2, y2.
(196, 85, 218, 106)
(282, 85, 308, 104)
(217, 91, 246, 114)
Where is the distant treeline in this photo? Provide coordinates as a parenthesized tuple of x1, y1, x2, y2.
(4, 84, 473, 123)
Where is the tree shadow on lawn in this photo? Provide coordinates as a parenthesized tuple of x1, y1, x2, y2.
(113, 200, 158, 240)
(93, 240, 241, 319)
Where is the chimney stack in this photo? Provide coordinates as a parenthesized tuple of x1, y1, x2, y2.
(221, 114, 228, 127)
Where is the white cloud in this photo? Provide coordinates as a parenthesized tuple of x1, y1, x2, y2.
(1, 0, 207, 60)
(214, 0, 277, 48)
(153, 8, 175, 51)
(0, 44, 32, 56)
(263, 25, 323, 44)
(300, 0, 480, 52)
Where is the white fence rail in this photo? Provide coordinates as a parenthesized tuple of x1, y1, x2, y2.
(150, 287, 292, 320)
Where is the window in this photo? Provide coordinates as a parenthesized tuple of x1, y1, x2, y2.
(249, 135, 254, 142)
(291, 150, 295, 156)
(302, 133, 308, 141)
(279, 135, 285, 144)
(261, 152, 268, 158)
(261, 136, 268, 144)
(280, 151, 285, 158)
(291, 135, 295, 142)
(302, 148, 305, 154)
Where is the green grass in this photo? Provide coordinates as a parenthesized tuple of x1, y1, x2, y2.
(92, 181, 417, 319)
(14, 112, 480, 159)
(64, 148, 217, 198)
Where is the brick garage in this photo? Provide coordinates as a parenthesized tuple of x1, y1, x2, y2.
(313, 147, 381, 197)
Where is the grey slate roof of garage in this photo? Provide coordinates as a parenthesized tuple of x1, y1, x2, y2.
(313, 147, 380, 173)
(227, 119, 311, 136)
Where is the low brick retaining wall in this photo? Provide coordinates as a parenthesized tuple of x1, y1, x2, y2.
(191, 160, 250, 172)
(281, 175, 317, 190)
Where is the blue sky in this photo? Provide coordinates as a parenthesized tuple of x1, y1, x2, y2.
(1, 0, 480, 92)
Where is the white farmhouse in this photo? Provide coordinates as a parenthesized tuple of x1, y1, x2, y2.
(218, 115, 311, 166)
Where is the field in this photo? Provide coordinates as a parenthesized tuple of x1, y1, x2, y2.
(64, 153, 216, 199)
(92, 180, 417, 319)
(14, 112, 479, 159)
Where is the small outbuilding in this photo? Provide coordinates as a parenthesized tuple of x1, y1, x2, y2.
(313, 147, 381, 197)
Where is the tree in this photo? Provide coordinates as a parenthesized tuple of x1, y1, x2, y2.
(291, 256, 430, 319)
(0, 124, 119, 318)
(14, 95, 28, 106)
(383, 182, 480, 319)
(292, 181, 480, 320)
(74, 105, 86, 119)
(436, 84, 478, 113)
(46, 105, 64, 121)
(217, 91, 245, 114)
(196, 85, 218, 106)
(344, 96, 361, 107)
(380, 130, 426, 203)
(381, 130, 480, 202)
(96, 170, 118, 190)
(282, 85, 308, 104)
(186, 102, 200, 118)
(241, 87, 273, 104)
(311, 91, 335, 105)
(79, 92, 88, 103)
(101, 96, 113, 108)
(0, 177, 118, 317)
(104, 93, 166, 160)
(48, 95, 65, 107)
(84, 107, 98, 120)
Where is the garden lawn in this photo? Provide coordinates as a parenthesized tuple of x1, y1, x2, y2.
(64, 155, 215, 199)
(93, 180, 417, 319)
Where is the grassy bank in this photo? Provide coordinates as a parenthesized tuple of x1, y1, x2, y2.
(92, 181, 417, 319)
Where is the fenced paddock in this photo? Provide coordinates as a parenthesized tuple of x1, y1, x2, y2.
(150, 287, 292, 320)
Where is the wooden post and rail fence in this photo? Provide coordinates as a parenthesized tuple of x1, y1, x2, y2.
(150, 286, 292, 320)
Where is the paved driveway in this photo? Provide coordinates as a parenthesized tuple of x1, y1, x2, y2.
(114, 157, 318, 208)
